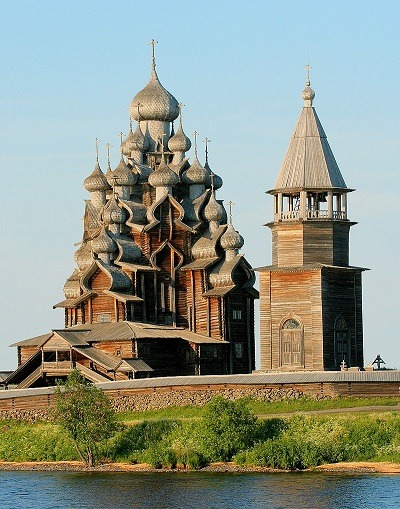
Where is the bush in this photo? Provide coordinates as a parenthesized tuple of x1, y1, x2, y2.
(200, 396, 258, 461)
(109, 419, 181, 462)
(143, 442, 177, 469)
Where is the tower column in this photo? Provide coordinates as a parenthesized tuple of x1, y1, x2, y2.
(300, 191, 307, 219)
(327, 191, 333, 219)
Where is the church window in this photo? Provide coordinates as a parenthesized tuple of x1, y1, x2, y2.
(232, 309, 243, 320)
(97, 313, 111, 323)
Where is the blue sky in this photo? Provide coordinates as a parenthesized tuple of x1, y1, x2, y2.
(0, 0, 399, 370)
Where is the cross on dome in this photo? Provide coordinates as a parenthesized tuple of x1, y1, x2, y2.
(228, 200, 234, 224)
(203, 137, 211, 163)
(305, 63, 312, 86)
(95, 138, 100, 163)
(149, 38, 158, 71)
(193, 130, 199, 158)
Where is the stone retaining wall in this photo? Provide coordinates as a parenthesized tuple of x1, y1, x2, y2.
(0, 386, 313, 422)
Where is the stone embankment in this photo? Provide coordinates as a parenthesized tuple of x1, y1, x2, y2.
(0, 387, 311, 422)
(110, 386, 309, 413)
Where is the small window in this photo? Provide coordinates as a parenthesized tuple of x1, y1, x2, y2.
(232, 309, 242, 320)
(97, 313, 111, 323)
(234, 343, 244, 359)
(115, 349, 121, 356)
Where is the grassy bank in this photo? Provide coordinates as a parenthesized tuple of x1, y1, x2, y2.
(1, 396, 399, 470)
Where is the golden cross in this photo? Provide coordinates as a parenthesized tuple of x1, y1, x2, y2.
(203, 137, 211, 163)
(228, 200, 234, 224)
(149, 39, 158, 70)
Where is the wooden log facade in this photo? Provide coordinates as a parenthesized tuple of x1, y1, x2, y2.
(4, 48, 258, 389)
(258, 77, 366, 372)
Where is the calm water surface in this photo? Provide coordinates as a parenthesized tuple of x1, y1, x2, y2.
(0, 471, 399, 509)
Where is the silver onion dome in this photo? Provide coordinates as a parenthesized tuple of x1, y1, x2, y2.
(220, 223, 244, 251)
(203, 193, 224, 222)
(112, 156, 138, 186)
(181, 157, 207, 185)
(102, 196, 127, 225)
(168, 123, 191, 153)
(148, 156, 179, 188)
(91, 226, 117, 254)
(122, 122, 149, 156)
(130, 69, 179, 122)
(83, 162, 111, 192)
(205, 162, 223, 190)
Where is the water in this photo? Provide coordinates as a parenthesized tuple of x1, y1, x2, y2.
(0, 471, 399, 509)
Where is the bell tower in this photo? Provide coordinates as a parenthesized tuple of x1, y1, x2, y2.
(258, 71, 366, 371)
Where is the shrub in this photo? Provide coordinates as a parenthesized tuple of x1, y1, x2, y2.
(109, 419, 181, 462)
(200, 396, 258, 461)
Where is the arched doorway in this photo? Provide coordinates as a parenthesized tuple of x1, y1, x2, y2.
(280, 318, 303, 368)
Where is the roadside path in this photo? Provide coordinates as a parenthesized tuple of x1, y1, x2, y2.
(257, 403, 400, 419)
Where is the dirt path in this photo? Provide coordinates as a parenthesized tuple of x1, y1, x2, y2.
(257, 404, 400, 419)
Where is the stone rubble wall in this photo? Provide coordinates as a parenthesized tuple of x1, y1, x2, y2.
(0, 386, 324, 422)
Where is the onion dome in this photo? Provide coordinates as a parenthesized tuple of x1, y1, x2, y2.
(112, 156, 138, 186)
(122, 122, 149, 156)
(203, 193, 224, 222)
(74, 242, 93, 271)
(181, 157, 207, 185)
(205, 162, 223, 190)
(91, 226, 117, 254)
(148, 156, 179, 188)
(102, 195, 127, 225)
(220, 224, 244, 251)
(130, 69, 179, 122)
(64, 270, 81, 299)
(302, 79, 315, 106)
(105, 161, 114, 186)
(168, 121, 191, 153)
(84, 162, 111, 192)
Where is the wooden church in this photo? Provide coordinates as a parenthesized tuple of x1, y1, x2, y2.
(258, 71, 366, 372)
(4, 43, 257, 388)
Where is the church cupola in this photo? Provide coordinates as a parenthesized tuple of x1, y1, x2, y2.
(168, 103, 191, 164)
(130, 40, 179, 152)
(83, 140, 111, 208)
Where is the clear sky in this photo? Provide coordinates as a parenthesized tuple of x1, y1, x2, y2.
(0, 0, 399, 370)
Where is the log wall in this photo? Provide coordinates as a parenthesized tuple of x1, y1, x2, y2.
(1, 380, 399, 415)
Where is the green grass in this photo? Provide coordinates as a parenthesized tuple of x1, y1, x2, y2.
(117, 396, 400, 423)
(1, 396, 399, 469)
